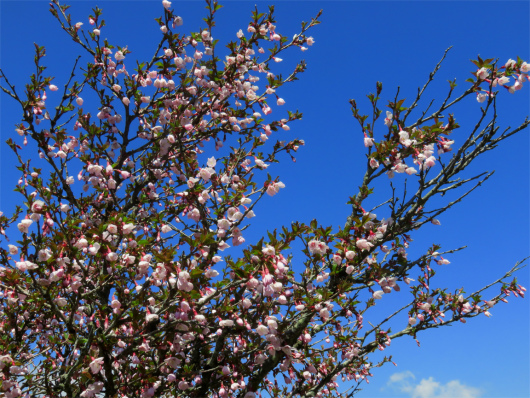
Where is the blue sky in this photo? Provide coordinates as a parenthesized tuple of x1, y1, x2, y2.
(1, 1, 528, 397)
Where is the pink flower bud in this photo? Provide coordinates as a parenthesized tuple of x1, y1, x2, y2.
(364, 136, 374, 147)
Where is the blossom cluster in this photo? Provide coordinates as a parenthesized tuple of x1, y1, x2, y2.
(0, 1, 526, 397)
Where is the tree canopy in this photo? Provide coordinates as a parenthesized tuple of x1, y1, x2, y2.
(0, 1, 528, 397)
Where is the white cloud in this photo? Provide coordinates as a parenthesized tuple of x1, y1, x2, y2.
(389, 371, 416, 384)
(387, 371, 482, 398)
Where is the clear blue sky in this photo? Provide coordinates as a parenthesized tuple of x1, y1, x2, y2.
(1, 1, 528, 397)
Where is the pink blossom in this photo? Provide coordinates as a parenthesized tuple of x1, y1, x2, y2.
(177, 270, 194, 292)
(266, 181, 285, 196)
(165, 357, 180, 369)
(399, 130, 412, 147)
(187, 208, 201, 222)
(509, 80, 523, 93)
(115, 51, 125, 61)
(242, 298, 252, 309)
(122, 223, 135, 234)
(50, 268, 65, 281)
(173, 16, 183, 27)
(218, 241, 230, 251)
(345, 250, 356, 260)
(308, 240, 328, 255)
(89, 357, 104, 374)
(394, 163, 406, 174)
(106, 252, 118, 262)
(31, 200, 45, 213)
(111, 299, 121, 309)
(372, 290, 384, 300)
(262, 105, 272, 115)
(423, 156, 436, 169)
(16, 261, 30, 271)
(256, 324, 269, 336)
(405, 167, 417, 175)
(55, 297, 67, 307)
(207, 156, 216, 167)
(18, 219, 33, 233)
(8, 245, 18, 255)
(477, 67, 489, 80)
(356, 239, 373, 251)
(247, 278, 259, 289)
(195, 314, 206, 324)
(146, 312, 159, 323)
(364, 136, 374, 147)
(205, 268, 219, 278)
(477, 93, 487, 103)
(384, 111, 393, 127)
(319, 308, 330, 320)
(49, 84, 58, 91)
(219, 319, 234, 327)
(262, 245, 275, 256)
(497, 76, 510, 85)
(178, 381, 189, 391)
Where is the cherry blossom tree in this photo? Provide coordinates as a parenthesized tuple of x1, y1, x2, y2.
(0, 1, 528, 397)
